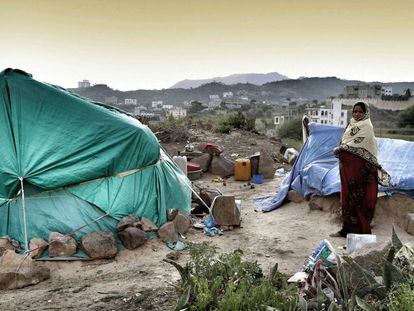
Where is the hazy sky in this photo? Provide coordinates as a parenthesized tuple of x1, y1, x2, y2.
(1, 0, 413, 90)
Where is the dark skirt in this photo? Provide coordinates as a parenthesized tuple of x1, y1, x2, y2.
(339, 151, 378, 234)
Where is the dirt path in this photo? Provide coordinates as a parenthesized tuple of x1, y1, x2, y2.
(1, 171, 412, 310)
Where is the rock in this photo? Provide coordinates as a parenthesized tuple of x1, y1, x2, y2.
(48, 232, 77, 257)
(287, 190, 304, 203)
(167, 209, 178, 222)
(81, 231, 117, 259)
(199, 189, 221, 207)
(0, 250, 50, 290)
(173, 211, 191, 235)
(405, 213, 414, 235)
(140, 217, 158, 232)
(190, 153, 212, 172)
(350, 240, 391, 276)
(0, 237, 15, 256)
(210, 155, 234, 176)
(375, 194, 414, 228)
(211, 195, 241, 227)
(158, 222, 178, 243)
(116, 215, 142, 232)
(118, 227, 147, 250)
(29, 238, 48, 259)
(309, 194, 340, 212)
(166, 251, 180, 261)
(258, 150, 275, 179)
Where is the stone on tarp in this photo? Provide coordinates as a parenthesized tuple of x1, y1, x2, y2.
(258, 150, 275, 179)
(0, 250, 50, 290)
(199, 189, 221, 207)
(116, 214, 142, 232)
(405, 213, 414, 235)
(211, 195, 241, 227)
(287, 190, 304, 203)
(158, 222, 178, 243)
(118, 227, 148, 250)
(81, 231, 117, 259)
(173, 211, 192, 235)
(29, 238, 48, 259)
(48, 232, 77, 257)
(350, 240, 391, 276)
(190, 153, 212, 172)
(0, 237, 15, 256)
(309, 194, 340, 212)
(140, 217, 158, 232)
(210, 155, 234, 176)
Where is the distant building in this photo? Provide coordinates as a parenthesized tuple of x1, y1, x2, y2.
(305, 100, 348, 127)
(223, 91, 233, 98)
(273, 103, 300, 129)
(208, 94, 221, 108)
(104, 96, 118, 105)
(167, 107, 187, 119)
(162, 104, 173, 110)
(151, 101, 163, 108)
(381, 86, 393, 96)
(78, 80, 91, 88)
(124, 98, 138, 105)
(344, 84, 382, 98)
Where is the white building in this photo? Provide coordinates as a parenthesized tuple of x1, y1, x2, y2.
(78, 80, 91, 88)
(305, 100, 348, 127)
(104, 96, 118, 105)
(151, 101, 163, 108)
(124, 98, 138, 105)
(162, 104, 173, 110)
(208, 94, 221, 108)
(167, 107, 187, 119)
(381, 86, 393, 96)
(223, 91, 233, 98)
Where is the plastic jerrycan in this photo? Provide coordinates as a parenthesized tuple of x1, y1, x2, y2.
(234, 158, 252, 181)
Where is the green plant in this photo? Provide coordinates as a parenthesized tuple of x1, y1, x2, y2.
(387, 284, 414, 311)
(278, 118, 303, 140)
(165, 242, 298, 311)
(217, 112, 247, 133)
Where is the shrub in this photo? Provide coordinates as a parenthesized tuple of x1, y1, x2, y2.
(277, 118, 302, 140)
(217, 112, 247, 133)
(388, 284, 414, 311)
(165, 243, 298, 311)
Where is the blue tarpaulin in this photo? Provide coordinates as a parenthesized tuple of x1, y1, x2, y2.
(255, 123, 414, 212)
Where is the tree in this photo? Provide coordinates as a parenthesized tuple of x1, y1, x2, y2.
(277, 118, 303, 140)
(397, 105, 414, 127)
(188, 101, 204, 115)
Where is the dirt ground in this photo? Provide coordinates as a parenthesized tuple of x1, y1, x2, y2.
(1, 130, 413, 311)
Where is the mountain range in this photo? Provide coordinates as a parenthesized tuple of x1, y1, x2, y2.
(169, 72, 289, 89)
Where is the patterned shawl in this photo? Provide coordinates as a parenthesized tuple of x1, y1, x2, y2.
(340, 102, 391, 186)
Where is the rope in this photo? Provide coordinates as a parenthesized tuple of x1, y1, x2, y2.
(18, 177, 29, 254)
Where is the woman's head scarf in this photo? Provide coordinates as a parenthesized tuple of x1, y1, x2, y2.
(340, 101, 391, 186)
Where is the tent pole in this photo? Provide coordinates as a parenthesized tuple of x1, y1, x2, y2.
(18, 177, 29, 254)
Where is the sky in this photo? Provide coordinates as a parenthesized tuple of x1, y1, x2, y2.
(1, 0, 413, 90)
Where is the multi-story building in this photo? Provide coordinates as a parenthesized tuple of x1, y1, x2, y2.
(223, 92, 233, 98)
(381, 86, 393, 96)
(344, 84, 382, 98)
(273, 103, 300, 129)
(78, 80, 91, 88)
(151, 101, 163, 108)
(124, 98, 138, 105)
(305, 100, 348, 127)
(167, 107, 187, 119)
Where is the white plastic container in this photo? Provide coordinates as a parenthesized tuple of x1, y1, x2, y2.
(346, 234, 377, 254)
(173, 156, 187, 175)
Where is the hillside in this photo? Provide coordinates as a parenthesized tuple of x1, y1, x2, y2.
(71, 78, 414, 106)
(169, 72, 289, 89)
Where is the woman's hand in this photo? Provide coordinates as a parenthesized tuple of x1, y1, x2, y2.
(333, 147, 341, 156)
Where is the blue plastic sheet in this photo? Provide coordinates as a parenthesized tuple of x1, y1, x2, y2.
(254, 123, 414, 212)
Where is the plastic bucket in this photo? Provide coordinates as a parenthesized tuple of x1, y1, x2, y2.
(252, 174, 264, 184)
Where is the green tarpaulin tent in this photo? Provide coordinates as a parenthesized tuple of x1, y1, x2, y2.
(0, 68, 191, 251)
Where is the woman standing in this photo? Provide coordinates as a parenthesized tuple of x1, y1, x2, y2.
(331, 102, 390, 237)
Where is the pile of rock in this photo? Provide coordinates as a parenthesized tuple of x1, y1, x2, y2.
(158, 210, 192, 243)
